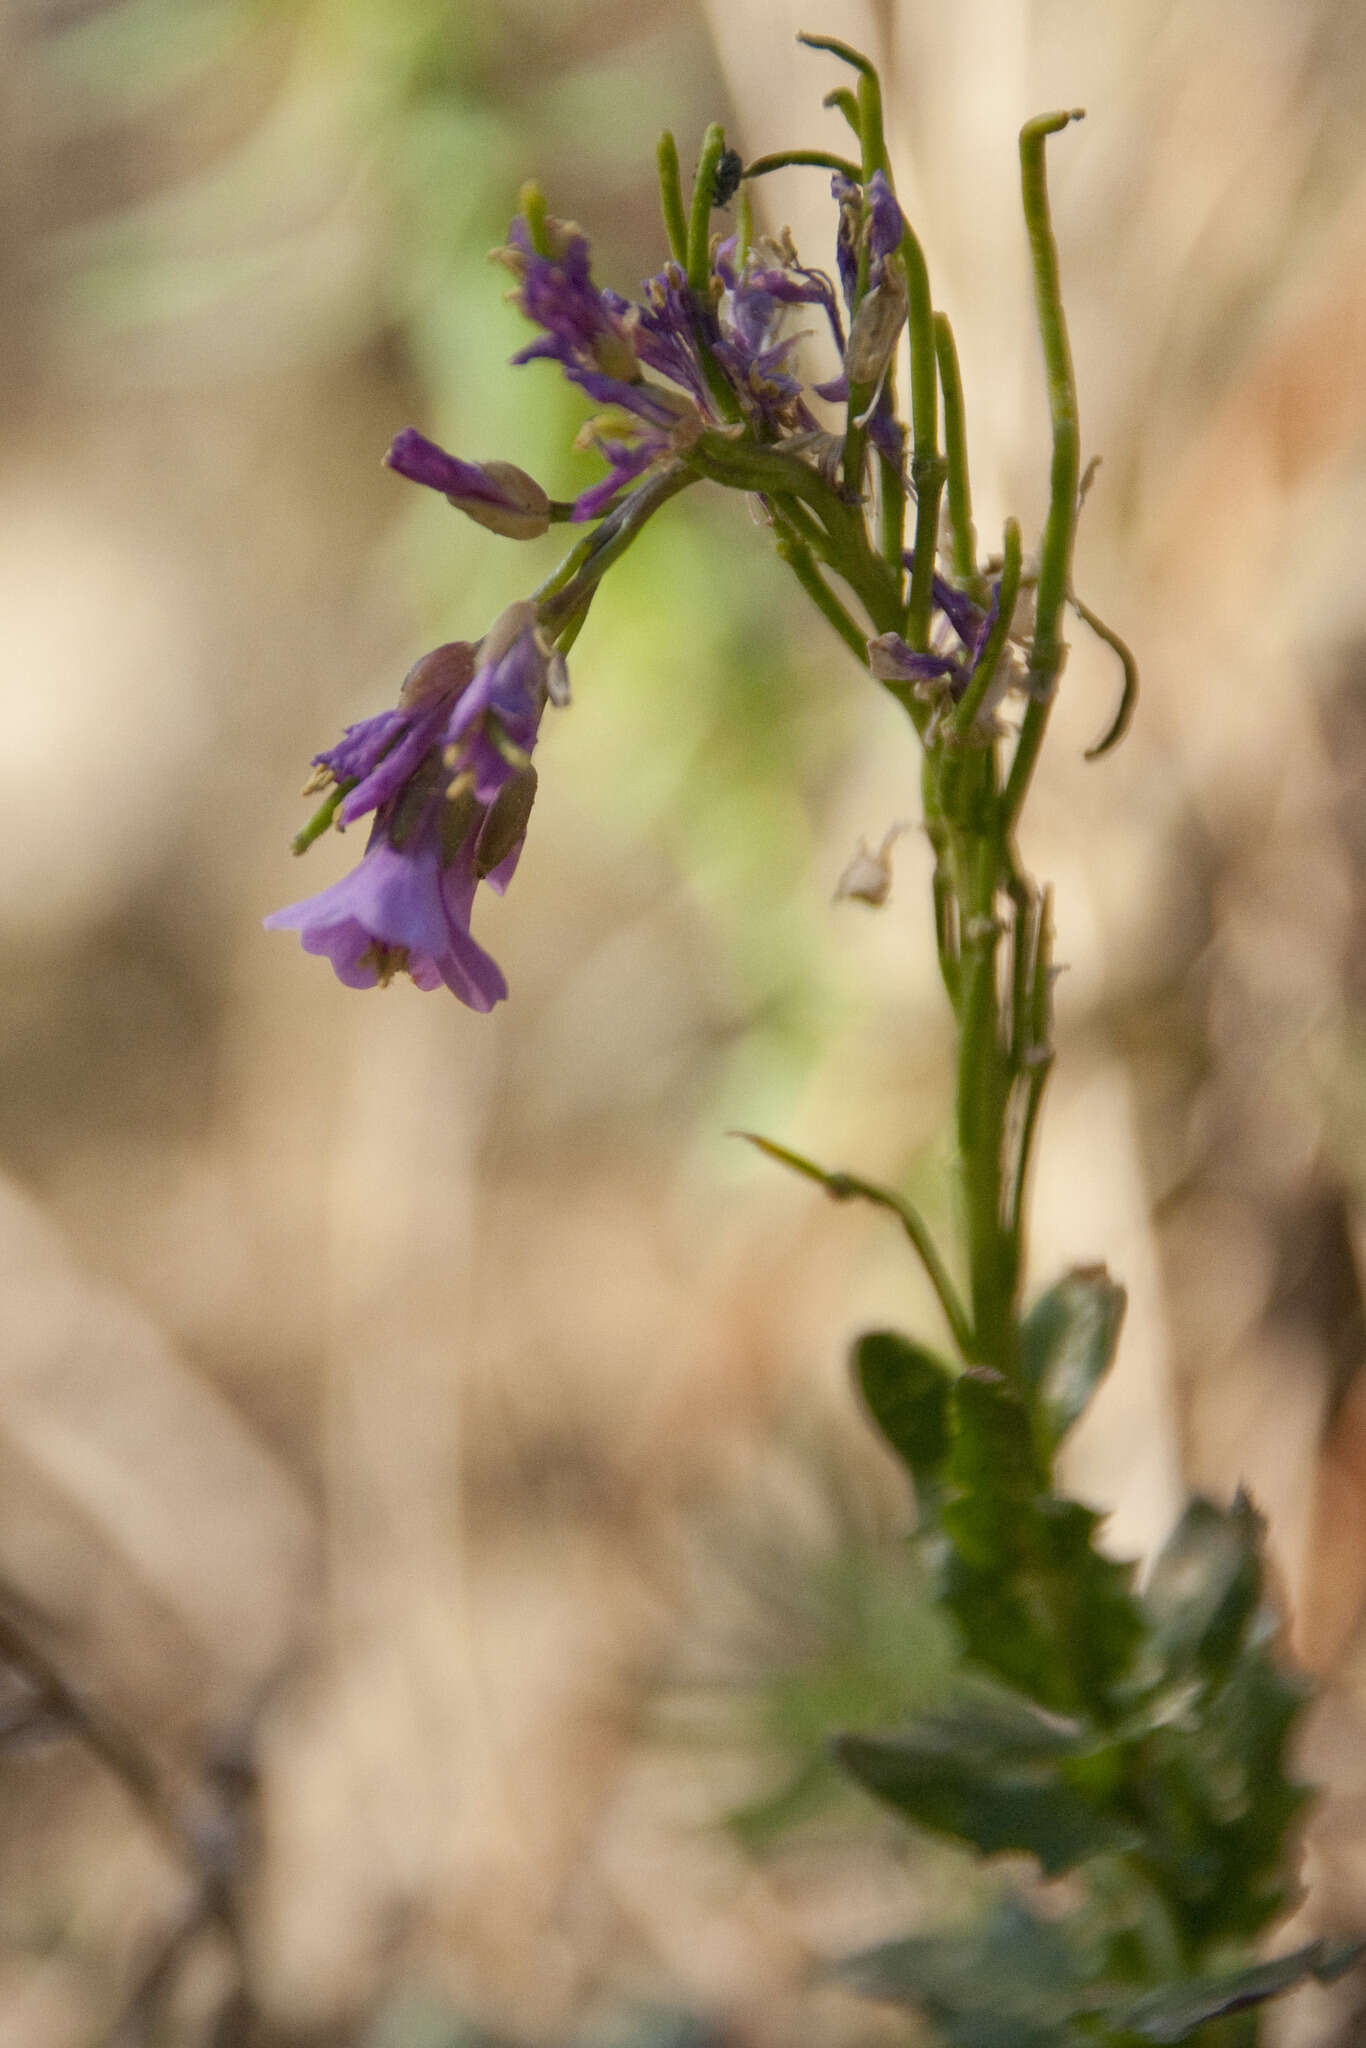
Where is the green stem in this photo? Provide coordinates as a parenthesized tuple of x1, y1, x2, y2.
(687, 432, 902, 631)
(656, 131, 689, 264)
(923, 755, 960, 1009)
(736, 183, 753, 266)
(536, 465, 698, 633)
(796, 30, 879, 80)
(775, 530, 871, 663)
(821, 87, 861, 140)
(899, 223, 943, 649)
(856, 66, 888, 183)
(687, 123, 728, 294)
(1003, 885, 1055, 1276)
(742, 148, 862, 182)
(291, 781, 351, 855)
(951, 519, 1021, 736)
(1003, 109, 1084, 826)
(953, 768, 1010, 1367)
(737, 1134, 973, 1359)
(518, 180, 551, 257)
(1073, 594, 1139, 759)
(934, 312, 977, 581)
(877, 430, 907, 580)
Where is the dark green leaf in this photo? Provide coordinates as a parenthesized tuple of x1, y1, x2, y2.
(1119, 1493, 1316, 1946)
(833, 1688, 1138, 1875)
(1127, 1628, 1313, 1946)
(853, 1329, 955, 1504)
(1019, 1268, 1126, 1447)
(1117, 1937, 1364, 2042)
(838, 1897, 1101, 2046)
(936, 1375, 1142, 1714)
(1142, 1493, 1265, 1682)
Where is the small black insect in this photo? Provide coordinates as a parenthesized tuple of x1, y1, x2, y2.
(711, 148, 744, 208)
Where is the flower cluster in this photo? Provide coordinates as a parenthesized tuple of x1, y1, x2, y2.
(491, 177, 894, 517)
(268, 143, 938, 1010)
(265, 604, 565, 1008)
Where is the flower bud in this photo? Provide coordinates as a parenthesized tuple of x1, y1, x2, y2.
(399, 640, 478, 709)
(385, 430, 550, 539)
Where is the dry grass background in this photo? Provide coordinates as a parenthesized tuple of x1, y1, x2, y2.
(2, 0, 1366, 2041)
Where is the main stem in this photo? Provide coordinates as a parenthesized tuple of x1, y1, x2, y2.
(932, 741, 1029, 1376)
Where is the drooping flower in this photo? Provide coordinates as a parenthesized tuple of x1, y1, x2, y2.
(265, 604, 564, 1007)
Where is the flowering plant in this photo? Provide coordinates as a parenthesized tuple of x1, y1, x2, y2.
(268, 33, 1359, 2046)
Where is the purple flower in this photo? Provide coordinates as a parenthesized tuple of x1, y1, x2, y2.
(869, 576, 1011, 720)
(868, 635, 958, 690)
(385, 429, 549, 540)
(498, 216, 645, 401)
(570, 437, 659, 521)
(866, 171, 905, 268)
(266, 604, 563, 1007)
(264, 813, 509, 1007)
(832, 169, 905, 311)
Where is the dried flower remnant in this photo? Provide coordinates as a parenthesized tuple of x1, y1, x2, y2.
(834, 822, 907, 907)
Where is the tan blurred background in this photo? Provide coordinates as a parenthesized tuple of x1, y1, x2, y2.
(3, 0, 1366, 2041)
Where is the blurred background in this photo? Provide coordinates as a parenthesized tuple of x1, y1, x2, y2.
(3, 0, 1366, 2041)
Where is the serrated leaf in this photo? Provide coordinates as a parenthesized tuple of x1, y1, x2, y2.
(853, 1329, 955, 1504)
(1142, 1494, 1265, 1682)
(946, 1370, 1044, 1517)
(1117, 1937, 1364, 2042)
(1019, 1268, 1126, 1447)
(937, 1375, 1142, 1715)
(1130, 1628, 1313, 1946)
(1123, 1494, 1316, 1946)
(838, 1897, 1101, 2046)
(833, 1688, 1138, 1875)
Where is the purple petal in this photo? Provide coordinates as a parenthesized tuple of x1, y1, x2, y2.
(265, 819, 508, 1012)
(867, 633, 959, 685)
(385, 429, 501, 504)
(866, 170, 904, 266)
(931, 573, 988, 649)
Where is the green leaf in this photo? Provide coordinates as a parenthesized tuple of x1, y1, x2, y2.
(937, 1374, 1143, 1716)
(833, 1687, 1138, 1875)
(1019, 1267, 1126, 1448)
(1116, 1938, 1364, 2043)
(838, 1897, 1102, 2046)
(853, 1329, 955, 1504)
(1123, 1492, 1316, 1947)
(1142, 1493, 1265, 1682)
(946, 1369, 1045, 1519)
(1127, 1629, 1313, 1946)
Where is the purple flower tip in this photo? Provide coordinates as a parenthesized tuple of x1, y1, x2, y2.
(385, 428, 479, 495)
(385, 430, 549, 539)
